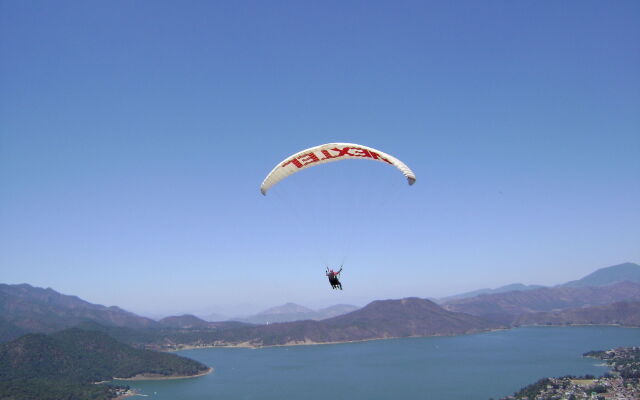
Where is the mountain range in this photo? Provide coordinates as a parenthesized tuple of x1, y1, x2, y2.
(157, 297, 506, 348)
(513, 301, 640, 327)
(440, 262, 640, 301)
(0, 283, 159, 342)
(439, 283, 545, 302)
(1, 262, 639, 347)
(442, 281, 640, 324)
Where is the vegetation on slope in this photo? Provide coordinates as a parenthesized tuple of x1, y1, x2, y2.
(0, 328, 209, 400)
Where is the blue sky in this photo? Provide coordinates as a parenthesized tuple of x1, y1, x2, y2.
(1, 1, 638, 317)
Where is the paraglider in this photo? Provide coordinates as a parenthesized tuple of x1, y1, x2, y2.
(326, 266, 343, 290)
(260, 143, 416, 195)
(260, 143, 416, 290)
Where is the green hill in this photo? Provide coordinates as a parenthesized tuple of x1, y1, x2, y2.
(0, 328, 210, 400)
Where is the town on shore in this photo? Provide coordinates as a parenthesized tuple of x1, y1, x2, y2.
(497, 347, 640, 400)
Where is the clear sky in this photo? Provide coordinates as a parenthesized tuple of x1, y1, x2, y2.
(1, 0, 639, 318)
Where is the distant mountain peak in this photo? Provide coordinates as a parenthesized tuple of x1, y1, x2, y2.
(257, 303, 314, 315)
(440, 283, 545, 302)
(159, 314, 210, 328)
(235, 303, 359, 324)
(561, 262, 640, 288)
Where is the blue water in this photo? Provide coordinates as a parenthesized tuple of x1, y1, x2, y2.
(122, 326, 639, 400)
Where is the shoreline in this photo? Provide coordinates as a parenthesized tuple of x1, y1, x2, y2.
(516, 323, 640, 328)
(113, 389, 138, 400)
(168, 324, 639, 351)
(115, 367, 213, 381)
(170, 327, 509, 351)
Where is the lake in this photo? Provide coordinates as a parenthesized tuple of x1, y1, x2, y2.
(122, 326, 639, 400)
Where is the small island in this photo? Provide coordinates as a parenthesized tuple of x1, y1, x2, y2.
(497, 347, 640, 400)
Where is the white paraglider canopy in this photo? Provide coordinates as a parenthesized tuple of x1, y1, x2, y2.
(260, 143, 416, 195)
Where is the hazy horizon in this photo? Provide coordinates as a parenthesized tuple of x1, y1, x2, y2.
(2, 1, 639, 316)
(5, 260, 637, 319)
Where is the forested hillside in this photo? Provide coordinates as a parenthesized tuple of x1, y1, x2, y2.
(0, 328, 210, 400)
